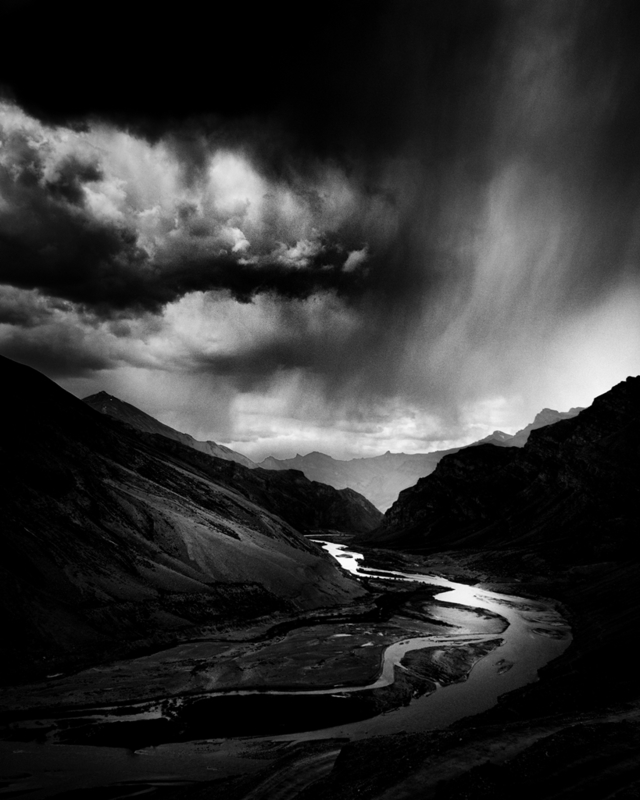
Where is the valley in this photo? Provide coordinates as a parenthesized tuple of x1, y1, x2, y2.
(1, 357, 639, 800)
(3, 7, 640, 797)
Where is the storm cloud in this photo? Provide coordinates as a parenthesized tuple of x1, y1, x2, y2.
(0, 103, 381, 315)
(2, 0, 640, 458)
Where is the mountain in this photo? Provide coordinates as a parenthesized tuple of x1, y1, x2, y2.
(506, 405, 585, 446)
(261, 449, 461, 512)
(259, 407, 583, 512)
(467, 407, 584, 449)
(84, 391, 258, 469)
(84, 391, 382, 535)
(365, 379, 639, 558)
(0, 355, 371, 680)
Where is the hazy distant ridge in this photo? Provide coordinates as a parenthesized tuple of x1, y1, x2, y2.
(260, 407, 584, 511)
(84, 391, 582, 512)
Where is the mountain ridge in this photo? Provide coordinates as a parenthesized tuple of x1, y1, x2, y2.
(84, 390, 258, 469)
(85, 389, 583, 513)
(259, 407, 583, 511)
(364, 377, 639, 559)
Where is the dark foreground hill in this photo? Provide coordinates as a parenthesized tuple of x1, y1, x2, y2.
(0, 355, 370, 681)
(365, 377, 640, 559)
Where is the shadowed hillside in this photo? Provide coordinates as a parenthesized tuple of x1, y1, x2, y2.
(365, 377, 640, 559)
(0, 356, 370, 682)
(84, 391, 259, 469)
(84, 392, 383, 535)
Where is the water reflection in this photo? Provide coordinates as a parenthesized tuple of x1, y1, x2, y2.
(319, 541, 364, 574)
(298, 540, 572, 738)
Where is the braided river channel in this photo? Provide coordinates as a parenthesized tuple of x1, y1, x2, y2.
(307, 542, 572, 737)
(0, 542, 572, 797)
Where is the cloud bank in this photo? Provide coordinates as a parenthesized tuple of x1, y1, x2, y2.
(0, 102, 382, 314)
(2, 1, 640, 458)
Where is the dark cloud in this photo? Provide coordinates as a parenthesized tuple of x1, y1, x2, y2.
(0, 287, 55, 327)
(0, 325, 114, 379)
(45, 158, 103, 205)
(0, 120, 375, 315)
(6, 1, 637, 324)
(2, 0, 640, 453)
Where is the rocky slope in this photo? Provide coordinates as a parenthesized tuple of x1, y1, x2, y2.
(365, 378, 639, 559)
(0, 355, 369, 681)
(84, 391, 258, 469)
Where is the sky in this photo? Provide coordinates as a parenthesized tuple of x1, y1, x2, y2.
(2, 0, 640, 461)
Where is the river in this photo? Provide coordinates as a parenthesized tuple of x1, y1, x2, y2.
(301, 541, 571, 738)
(0, 542, 571, 798)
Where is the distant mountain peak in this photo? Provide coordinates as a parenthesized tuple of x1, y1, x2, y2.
(86, 390, 116, 402)
(508, 405, 584, 446)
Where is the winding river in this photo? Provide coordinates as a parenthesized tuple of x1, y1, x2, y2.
(282, 542, 572, 739)
(0, 543, 572, 798)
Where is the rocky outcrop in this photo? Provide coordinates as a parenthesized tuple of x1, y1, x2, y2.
(0, 356, 367, 680)
(365, 378, 640, 560)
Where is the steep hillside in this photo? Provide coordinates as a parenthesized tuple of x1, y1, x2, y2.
(136, 434, 383, 535)
(84, 391, 258, 469)
(0, 356, 367, 681)
(84, 393, 382, 534)
(366, 378, 640, 559)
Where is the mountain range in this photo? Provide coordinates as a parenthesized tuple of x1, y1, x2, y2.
(255, 407, 583, 510)
(365, 378, 639, 559)
(85, 391, 582, 512)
